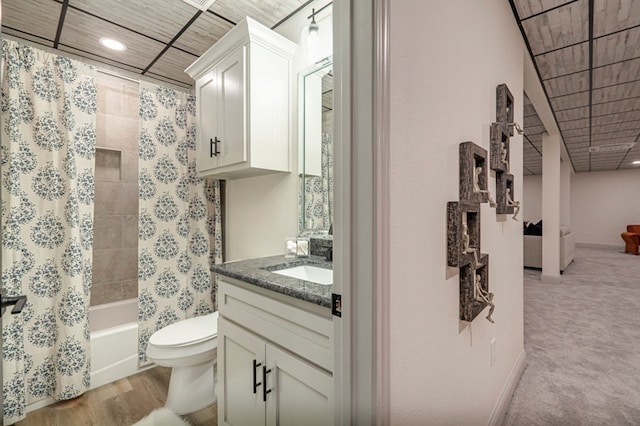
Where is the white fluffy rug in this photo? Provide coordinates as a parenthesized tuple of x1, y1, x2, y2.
(132, 408, 191, 426)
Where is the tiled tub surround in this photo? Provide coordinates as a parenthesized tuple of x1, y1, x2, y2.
(212, 255, 333, 308)
(91, 73, 140, 306)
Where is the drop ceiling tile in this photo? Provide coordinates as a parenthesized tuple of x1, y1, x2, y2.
(619, 163, 640, 170)
(210, 0, 306, 28)
(619, 151, 640, 168)
(69, 0, 198, 44)
(592, 98, 640, 116)
(594, 0, 640, 37)
(146, 47, 197, 86)
(593, 110, 640, 126)
(2, 30, 55, 48)
(556, 106, 589, 121)
(559, 118, 589, 131)
(563, 127, 590, 138)
(513, 0, 573, 20)
(570, 155, 590, 163)
(173, 11, 235, 56)
(58, 45, 145, 74)
(593, 57, 640, 88)
(525, 125, 546, 135)
(524, 114, 543, 127)
(550, 91, 589, 110)
(593, 26, 640, 67)
(521, 0, 588, 55)
(592, 80, 640, 104)
(564, 135, 590, 144)
(592, 129, 639, 140)
(527, 132, 544, 141)
(565, 141, 590, 149)
(1, 0, 62, 44)
(524, 103, 538, 117)
(59, 8, 165, 71)
(535, 42, 589, 80)
(591, 120, 640, 134)
(544, 70, 589, 97)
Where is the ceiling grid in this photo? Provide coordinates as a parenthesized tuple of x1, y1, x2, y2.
(2, 0, 639, 173)
(512, 0, 640, 173)
(1, 0, 308, 87)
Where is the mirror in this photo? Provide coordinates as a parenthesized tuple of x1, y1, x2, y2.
(298, 59, 333, 237)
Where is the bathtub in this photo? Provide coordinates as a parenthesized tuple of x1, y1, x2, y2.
(26, 298, 145, 413)
(89, 298, 146, 390)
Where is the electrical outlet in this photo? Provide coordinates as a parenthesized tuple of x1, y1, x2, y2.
(491, 338, 496, 366)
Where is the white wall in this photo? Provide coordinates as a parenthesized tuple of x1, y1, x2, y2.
(388, 0, 524, 423)
(570, 168, 640, 246)
(524, 168, 640, 246)
(523, 162, 572, 225)
(523, 175, 542, 223)
(224, 1, 331, 261)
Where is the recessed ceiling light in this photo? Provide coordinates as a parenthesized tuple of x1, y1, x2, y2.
(632, 160, 640, 165)
(99, 37, 126, 51)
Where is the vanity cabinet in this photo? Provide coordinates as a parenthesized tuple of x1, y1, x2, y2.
(185, 17, 296, 179)
(217, 278, 333, 426)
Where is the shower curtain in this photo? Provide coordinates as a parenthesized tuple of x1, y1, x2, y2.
(137, 81, 221, 364)
(1, 40, 96, 424)
(302, 132, 334, 231)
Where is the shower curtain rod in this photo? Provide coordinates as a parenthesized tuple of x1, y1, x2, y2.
(96, 68, 192, 93)
(97, 68, 139, 83)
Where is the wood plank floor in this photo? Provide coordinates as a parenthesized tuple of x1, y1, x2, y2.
(15, 367, 217, 426)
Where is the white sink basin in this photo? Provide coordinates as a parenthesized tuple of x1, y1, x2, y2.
(273, 265, 333, 285)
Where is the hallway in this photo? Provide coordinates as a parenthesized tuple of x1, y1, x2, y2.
(504, 246, 640, 424)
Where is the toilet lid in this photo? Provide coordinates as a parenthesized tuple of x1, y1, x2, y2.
(149, 311, 219, 347)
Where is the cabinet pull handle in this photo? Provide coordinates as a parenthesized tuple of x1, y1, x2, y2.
(252, 359, 262, 394)
(262, 365, 272, 402)
(210, 137, 221, 157)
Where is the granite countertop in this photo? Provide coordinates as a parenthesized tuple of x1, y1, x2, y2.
(211, 255, 333, 308)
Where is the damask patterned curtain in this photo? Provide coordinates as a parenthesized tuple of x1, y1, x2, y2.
(302, 132, 334, 231)
(1, 40, 97, 424)
(137, 81, 221, 364)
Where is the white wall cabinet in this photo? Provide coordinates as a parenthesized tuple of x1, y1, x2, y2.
(218, 278, 333, 425)
(186, 17, 296, 179)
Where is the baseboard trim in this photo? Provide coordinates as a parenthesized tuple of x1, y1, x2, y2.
(488, 350, 527, 426)
(541, 274, 562, 284)
(575, 242, 620, 250)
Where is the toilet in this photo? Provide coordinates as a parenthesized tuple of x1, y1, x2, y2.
(146, 311, 219, 415)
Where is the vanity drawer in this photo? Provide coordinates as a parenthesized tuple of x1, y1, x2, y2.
(218, 278, 333, 373)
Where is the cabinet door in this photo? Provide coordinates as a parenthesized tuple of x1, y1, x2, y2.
(218, 317, 266, 426)
(265, 344, 333, 426)
(196, 70, 219, 173)
(216, 46, 247, 168)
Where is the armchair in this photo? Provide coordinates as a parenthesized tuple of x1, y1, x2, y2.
(621, 225, 640, 255)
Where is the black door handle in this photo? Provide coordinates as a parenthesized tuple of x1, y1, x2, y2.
(262, 365, 272, 402)
(1, 295, 27, 314)
(210, 137, 221, 157)
(252, 359, 262, 394)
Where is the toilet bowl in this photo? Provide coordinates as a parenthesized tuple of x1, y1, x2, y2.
(146, 311, 219, 415)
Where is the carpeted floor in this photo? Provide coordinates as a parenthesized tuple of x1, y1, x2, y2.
(503, 246, 640, 425)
